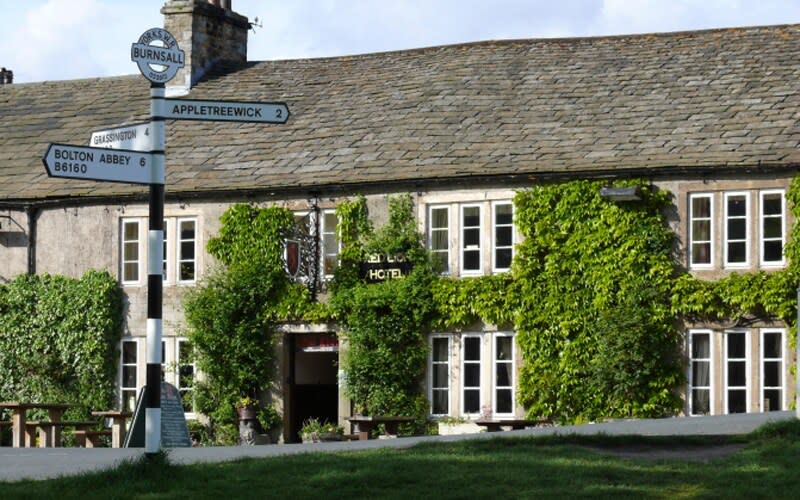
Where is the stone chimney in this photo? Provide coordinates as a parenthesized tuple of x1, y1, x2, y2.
(162, 0, 249, 89)
(0, 67, 13, 84)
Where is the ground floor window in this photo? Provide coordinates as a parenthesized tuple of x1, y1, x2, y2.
(428, 331, 515, 419)
(686, 327, 787, 416)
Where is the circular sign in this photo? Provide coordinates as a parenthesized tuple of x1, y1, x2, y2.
(131, 28, 185, 84)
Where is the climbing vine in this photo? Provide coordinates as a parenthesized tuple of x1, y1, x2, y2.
(0, 270, 122, 417)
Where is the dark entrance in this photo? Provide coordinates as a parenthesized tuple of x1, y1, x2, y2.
(285, 333, 339, 442)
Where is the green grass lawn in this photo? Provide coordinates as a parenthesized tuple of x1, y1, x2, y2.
(4, 420, 800, 499)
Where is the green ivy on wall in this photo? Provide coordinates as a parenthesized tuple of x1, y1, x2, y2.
(0, 270, 122, 417)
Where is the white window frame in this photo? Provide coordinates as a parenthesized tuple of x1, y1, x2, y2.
(688, 329, 714, 416)
(760, 328, 785, 412)
(724, 329, 750, 414)
(492, 332, 515, 417)
(429, 335, 451, 416)
(491, 202, 514, 273)
(723, 191, 750, 268)
(121, 219, 142, 285)
(176, 337, 196, 418)
(320, 209, 339, 280)
(688, 193, 714, 269)
(119, 338, 140, 413)
(461, 334, 483, 417)
(428, 205, 451, 275)
(460, 204, 483, 276)
(176, 217, 198, 284)
(759, 189, 786, 267)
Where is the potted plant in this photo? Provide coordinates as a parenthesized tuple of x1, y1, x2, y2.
(300, 417, 344, 443)
(235, 396, 258, 421)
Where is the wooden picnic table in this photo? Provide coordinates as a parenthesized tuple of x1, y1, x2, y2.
(346, 415, 415, 440)
(91, 410, 132, 448)
(0, 402, 78, 447)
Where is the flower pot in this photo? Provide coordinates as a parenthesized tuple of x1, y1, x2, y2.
(237, 406, 257, 420)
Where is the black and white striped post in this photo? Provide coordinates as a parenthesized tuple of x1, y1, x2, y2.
(131, 28, 185, 455)
(145, 83, 166, 454)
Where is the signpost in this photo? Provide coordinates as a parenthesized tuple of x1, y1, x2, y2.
(43, 26, 290, 455)
(89, 122, 152, 151)
(43, 143, 160, 184)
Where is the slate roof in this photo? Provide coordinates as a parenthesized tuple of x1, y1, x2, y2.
(2, 24, 800, 203)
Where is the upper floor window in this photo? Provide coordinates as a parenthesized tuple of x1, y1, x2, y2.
(760, 190, 785, 266)
(688, 189, 785, 271)
(120, 216, 198, 286)
(425, 199, 515, 276)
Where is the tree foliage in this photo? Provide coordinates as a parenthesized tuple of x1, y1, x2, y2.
(0, 270, 122, 417)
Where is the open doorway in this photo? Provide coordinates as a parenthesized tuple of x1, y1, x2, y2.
(285, 333, 339, 442)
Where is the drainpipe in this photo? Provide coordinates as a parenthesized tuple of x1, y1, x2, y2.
(25, 205, 38, 275)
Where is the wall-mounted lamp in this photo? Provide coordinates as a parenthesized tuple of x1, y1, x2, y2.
(599, 186, 643, 202)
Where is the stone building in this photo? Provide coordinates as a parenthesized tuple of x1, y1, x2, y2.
(1, 0, 799, 441)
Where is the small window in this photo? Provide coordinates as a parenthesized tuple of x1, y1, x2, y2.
(493, 334, 514, 415)
(177, 339, 196, 414)
(689, 330, 712, 416)
(492, 203, 514, 272)
(178, 218, 197, 283)
(760, 190, 785, 266)
(429, 206, 450, 274)
(430, 337, 450, 415)
(689, 194, 713, 268)
(120, 339, 139, 413)
(461, 205, 482, 274)
(725, 330, 749, 414)
(724, 192, 749, 267)
(121, 220, 141, 283)
(462, 336, 482, 415)
(761, 329, 784, 412)
(321, 210, 339, 278)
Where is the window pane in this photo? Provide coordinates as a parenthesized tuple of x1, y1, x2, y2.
(727, 242, 746, 263)
(495, 226, 513, 247)
(763, 390, 782, 412)
(727, 333, 746, 358)
(727, 219, 746, 240)
(432, 231, 448, 251)
(727, 196, 746, 216)
(764, 361, 781, 387)
(496, 389, 512, 414)
(496, 337, 512, 360)
(180, 241, 195, 260)
(464, 227, 480, 247)
(464, 338, 480, 360)
(692, 361, 710, 386)
(692, 243, 711, 265)
(463, 207, 480, 226)
(432, 208, 448, 228)
(433, 338, 448, 361)
(692, 220, 710, 241)
(692, 389, 710, 415)
(123, 342, 137, 363)
(124, 222, 139, 240)
(763, 194, 782, 215)
(122, 366, 137, 387)
(122, 390, 137, 413)
(496, 363, 512, 386)
(323, 234, 337, 252)
(464, 389, 480, 413)
(464, 364, 480, 387)
(692, 197, 710, 217)
(763, 333, 782, 358)
(728, 390, 746, 413)
(464, 250, 480, 270)
(433, 365, 448, 387)
(691, 334, 710, 358)
(495, 249, 512, 269)
(763, 218, 782, 239)
(763, 241, 783, 262)
(180, 220, 195, 239)
(433, 391, 448, 414)
(432, 253, 448, 273)
(180, 262, 195, 281)
(124, 241, 138, 261)
(728, 361, 746, 386)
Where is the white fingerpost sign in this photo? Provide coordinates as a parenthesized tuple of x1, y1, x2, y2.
(163, 99, 290, 123)
(42, 143, 161, 185)
(89, 122, 152, 150)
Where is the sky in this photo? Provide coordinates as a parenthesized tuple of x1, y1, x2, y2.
(2, 0, 800, 83)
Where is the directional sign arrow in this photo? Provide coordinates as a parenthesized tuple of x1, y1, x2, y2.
(42, 143, 162, 185)
(89, 122, 151, 151)
(163, 98, 290, 124)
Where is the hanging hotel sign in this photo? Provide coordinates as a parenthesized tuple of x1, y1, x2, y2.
(359, 253, 413, 283)
(131, 28, 185, 84)
(42, 143, 161, 185)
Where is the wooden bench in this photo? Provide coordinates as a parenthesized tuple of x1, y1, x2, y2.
(24, 420, 99, 447)
(475, 418, 551, 432)
(346, 415, 416, 440)
(74, 429, 113, 448)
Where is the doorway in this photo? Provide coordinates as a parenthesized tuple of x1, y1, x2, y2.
(286, 333, 339, 442)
